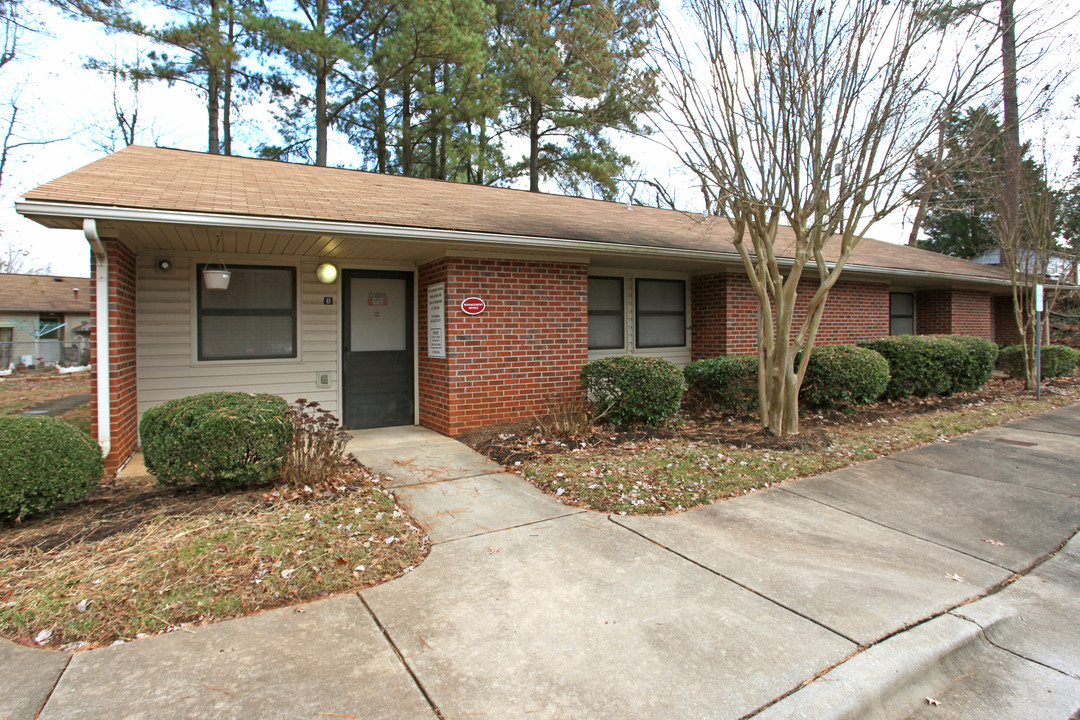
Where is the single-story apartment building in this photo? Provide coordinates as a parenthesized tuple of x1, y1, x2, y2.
(0, 273, 91, 368)
(17, 146, 1019, 474)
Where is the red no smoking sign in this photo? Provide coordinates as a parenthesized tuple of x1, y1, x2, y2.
(461, 297, 486, 315)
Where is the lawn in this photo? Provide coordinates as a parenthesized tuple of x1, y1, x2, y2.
(467, 376, 1080, 516)
(0, 373, 429, 651)
(0, 370, 90, 416)
(0, 459, 428, 650)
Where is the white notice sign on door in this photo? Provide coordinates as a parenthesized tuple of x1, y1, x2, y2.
(427, 283, 446, 358)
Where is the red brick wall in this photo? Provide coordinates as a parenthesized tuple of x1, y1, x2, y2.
(418, 258, 588, 435)
(690, 274, 727, 360)
(90, 239, 138, 476)
(994, 294, 1024, 345)
(950, 290, 992, 337)
(916, 289, 993, 338)
(692, 273, 889, 357)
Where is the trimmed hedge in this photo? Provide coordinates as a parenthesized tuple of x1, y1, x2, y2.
(798, 344, 890, 410)
(942, 335, 999, 392)
(858, 335, 997, 399)
(997, 344, 1080, 379)
(0, 416, 103, 521)
(580, 356, 684, 426)
(686, 346, 889, 414)
(140, 392, 293, 491)
(684, 355, 759, 415)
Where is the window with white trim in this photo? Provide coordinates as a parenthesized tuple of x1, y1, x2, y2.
(587, 275, 687, 351)
(197, 264, 297, 360)
(890, 292, 915, 335)
(587, 276, 625, 350)
(635, 278, 686, 348)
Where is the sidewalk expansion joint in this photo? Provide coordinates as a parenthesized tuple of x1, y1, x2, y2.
(888, 454, 1080, 498)
(385, 469, 498, 488)
(34, 652, 73, 718)
(432, 510, 587, 546)
(605, 514, 861, 647)
(358, 594, 446, 720)
(775, 487, 1022, 573)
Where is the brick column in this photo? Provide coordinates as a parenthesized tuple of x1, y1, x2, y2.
(89, 239, 138, 476)
(418, 257, 588, 435)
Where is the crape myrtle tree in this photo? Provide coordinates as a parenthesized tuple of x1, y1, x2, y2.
(653, 0, 999, 435)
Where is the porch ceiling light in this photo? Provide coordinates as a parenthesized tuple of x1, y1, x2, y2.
(316, 262, 338, 284)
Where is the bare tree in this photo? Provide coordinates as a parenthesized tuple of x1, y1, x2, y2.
(0, 241, 53, 274)
(653, 0, 999, 435)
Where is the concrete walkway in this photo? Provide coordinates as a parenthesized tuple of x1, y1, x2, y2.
(17, 393, 91, 418)
(5, 405, 1080, 719)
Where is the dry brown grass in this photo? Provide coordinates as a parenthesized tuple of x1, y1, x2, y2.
(0, 459, 428, 650)
(0, 371, 90, 415)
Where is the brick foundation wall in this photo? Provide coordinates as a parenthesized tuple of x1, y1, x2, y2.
(90, 239, 138, 476)
(916, 289, 993, 338)
(418, 258, 588, 436)
(692, 273, 889, 357)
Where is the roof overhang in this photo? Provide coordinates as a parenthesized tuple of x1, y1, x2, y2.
(16, 199, 1013, 291)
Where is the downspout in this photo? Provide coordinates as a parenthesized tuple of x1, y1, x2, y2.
(83, 219, 111, 462)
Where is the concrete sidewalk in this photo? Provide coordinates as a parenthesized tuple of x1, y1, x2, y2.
(6, 404, 1080, 719)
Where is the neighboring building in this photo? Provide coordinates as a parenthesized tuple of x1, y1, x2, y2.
(17, 146, 1015, 474)
(971, 247, 1078, 284)
(0, 273, 91, 368)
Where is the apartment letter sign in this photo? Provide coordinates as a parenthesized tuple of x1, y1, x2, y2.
(427, 283, 446, 359)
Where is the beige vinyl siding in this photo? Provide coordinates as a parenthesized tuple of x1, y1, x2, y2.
(135, 255, 341, 418)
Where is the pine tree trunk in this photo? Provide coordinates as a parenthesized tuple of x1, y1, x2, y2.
(402, 80, 413, 175)
(376, 85, 387, 173)
(529, 95, 541, 192)
(314, 0, 328, 167)
(206, 0, 221, 155)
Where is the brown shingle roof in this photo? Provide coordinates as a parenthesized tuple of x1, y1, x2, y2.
(0, 274, 90, 312)
(23, 145, 1008, 283)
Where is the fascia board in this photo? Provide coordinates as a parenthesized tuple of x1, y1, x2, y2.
(16, 199, 1010, 288)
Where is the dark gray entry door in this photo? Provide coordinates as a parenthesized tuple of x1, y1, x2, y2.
(342, 270, 414, 429)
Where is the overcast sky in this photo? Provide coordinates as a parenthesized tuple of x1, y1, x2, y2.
(2, 0, 1077, 279)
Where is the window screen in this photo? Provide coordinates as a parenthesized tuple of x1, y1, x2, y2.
(890, 292, 915, 336)
(588, 276, 625, 350)
(198, 265, 297, 360)
(636, 279, 686, 348)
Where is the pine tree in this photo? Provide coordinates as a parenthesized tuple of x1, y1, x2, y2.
(494, 0, 657, 199)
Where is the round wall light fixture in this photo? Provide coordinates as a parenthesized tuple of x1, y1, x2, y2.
(316, 262, 338, 284)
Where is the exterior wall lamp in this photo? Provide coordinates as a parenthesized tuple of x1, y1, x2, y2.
(316, 263, 338, 284)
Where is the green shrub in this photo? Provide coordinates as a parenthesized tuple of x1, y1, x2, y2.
(0, 416, 103, 521)
(683, 355, 759, 415)
(798, 345, 889, 410)
(997, 344, 1080, 379)
(858, 335, 996, 399)
(140, 392, 293, 491)
(942, 335, 999, 392)
(580, 356, 684, 426)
